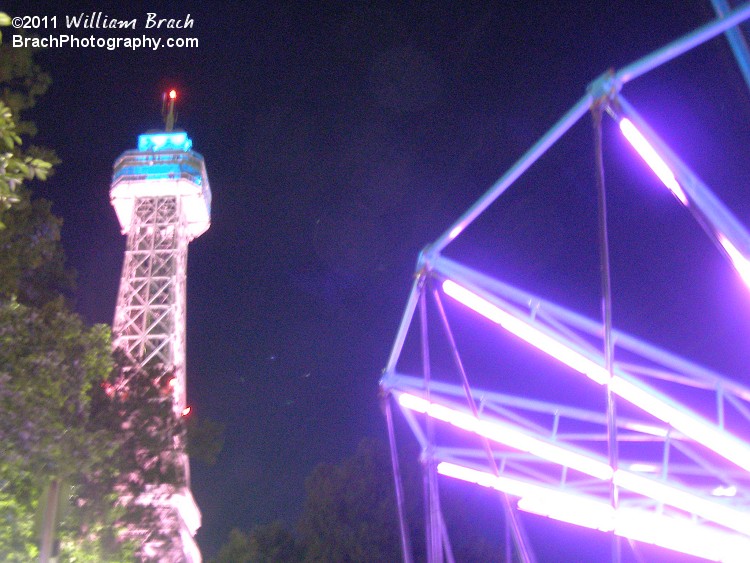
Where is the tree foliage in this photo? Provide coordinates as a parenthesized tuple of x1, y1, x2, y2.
(0, 298, 119, 560)
(186, 413, 225, 466)
(211, 436, 509, 562)
(211, 438, 407, 563)
(0, 196, 74, 305)
(0, 13, 52, 131)
(0, 32, 136, 560)
(0, 301, 192, 561)
(90, 362, 225, 560)
(298, 438, 402, 562)
(0, 99, 53, 226)
(81, 360, 189, 560)
(0, 299, 112, 475)
(0, 13, 9, 45)
(213, 523, 301, 563)
(0, 14, 57, 227)
(213, 528, 252, 563)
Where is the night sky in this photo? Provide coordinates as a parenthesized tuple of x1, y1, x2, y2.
(7, 1, 750, 559)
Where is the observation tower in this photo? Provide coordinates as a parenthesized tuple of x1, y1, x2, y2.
(110, 90, 209, 561)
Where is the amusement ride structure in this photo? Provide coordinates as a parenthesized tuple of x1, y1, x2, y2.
(110, 91, 209, 561)
(381, 3, 750, 562)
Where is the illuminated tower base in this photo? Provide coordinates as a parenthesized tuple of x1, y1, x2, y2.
(111, 104, 210, 562)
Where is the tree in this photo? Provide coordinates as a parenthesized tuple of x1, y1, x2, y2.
(0, 307, 191, 562)
(0, 98, 53, 227)
(248, 521, 300, 562)
(0, 15, 51, 124)
(213, 528, 252, 563)
(0, 196, 73, 305)
(0, 298, 117, 560)
(210, 439, 403, 563)
(299, 438, 404, 562)
(82, 359, 189, 561)
(213, 523, 301, 563)
(90, 361, 226, 560)
(0, 12, 56, 227)
(212, 436, 508, 562)
(0, 24, 132, 560)
(186, 413, 225, 466)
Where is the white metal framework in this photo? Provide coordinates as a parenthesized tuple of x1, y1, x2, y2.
(111, 125, 210, 562)
(382, 3, 750, 562)
(113, 196, 189, 394)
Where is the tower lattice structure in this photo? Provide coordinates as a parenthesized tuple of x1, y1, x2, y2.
(110, 98, 210, 561)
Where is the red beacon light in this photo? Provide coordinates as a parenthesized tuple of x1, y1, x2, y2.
(163, 89, 178, 131)
(181, 406, 192, 417)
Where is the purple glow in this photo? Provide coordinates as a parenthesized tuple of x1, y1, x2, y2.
(437, 461, 548, 498)
(614, 509, 750, 563)
(398, 392, 613, 479)
(614, 469, 750, 535)
(611, 377, 750, 473)
(517, 492, 613, 532)
(439, 461, 750, 562)
(624, 462, 660, 473)
(718, 233, 750, 287)
(619, 118, 688, 206)
(624, 422, 668, 438)
(443, 278, 750, 474)
(442, 280, 610, 384)
(712, 485, 738, 498)
(407, 392, 750, 534)
(448, 225, 463, 240)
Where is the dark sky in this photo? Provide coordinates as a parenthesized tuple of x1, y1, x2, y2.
(7, 1, 750, 559)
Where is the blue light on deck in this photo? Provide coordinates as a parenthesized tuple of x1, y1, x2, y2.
(138, 131, 193, 152)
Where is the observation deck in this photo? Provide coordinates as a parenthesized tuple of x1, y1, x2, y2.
(110, 130, 212, 239)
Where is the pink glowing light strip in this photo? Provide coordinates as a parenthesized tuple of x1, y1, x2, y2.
(442, 278, 750, 473)
(613, 470, 750, 535)
(400, 392, 750, 535)
(442, 279, 610, 385)
(438, 461, 750, 562)
(718, 233, 750, 288)
(521, 492, 750, 563)
(619, 117, 689, 206)
(398, 392, 613, 480)
(610, 377, 750, 472)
